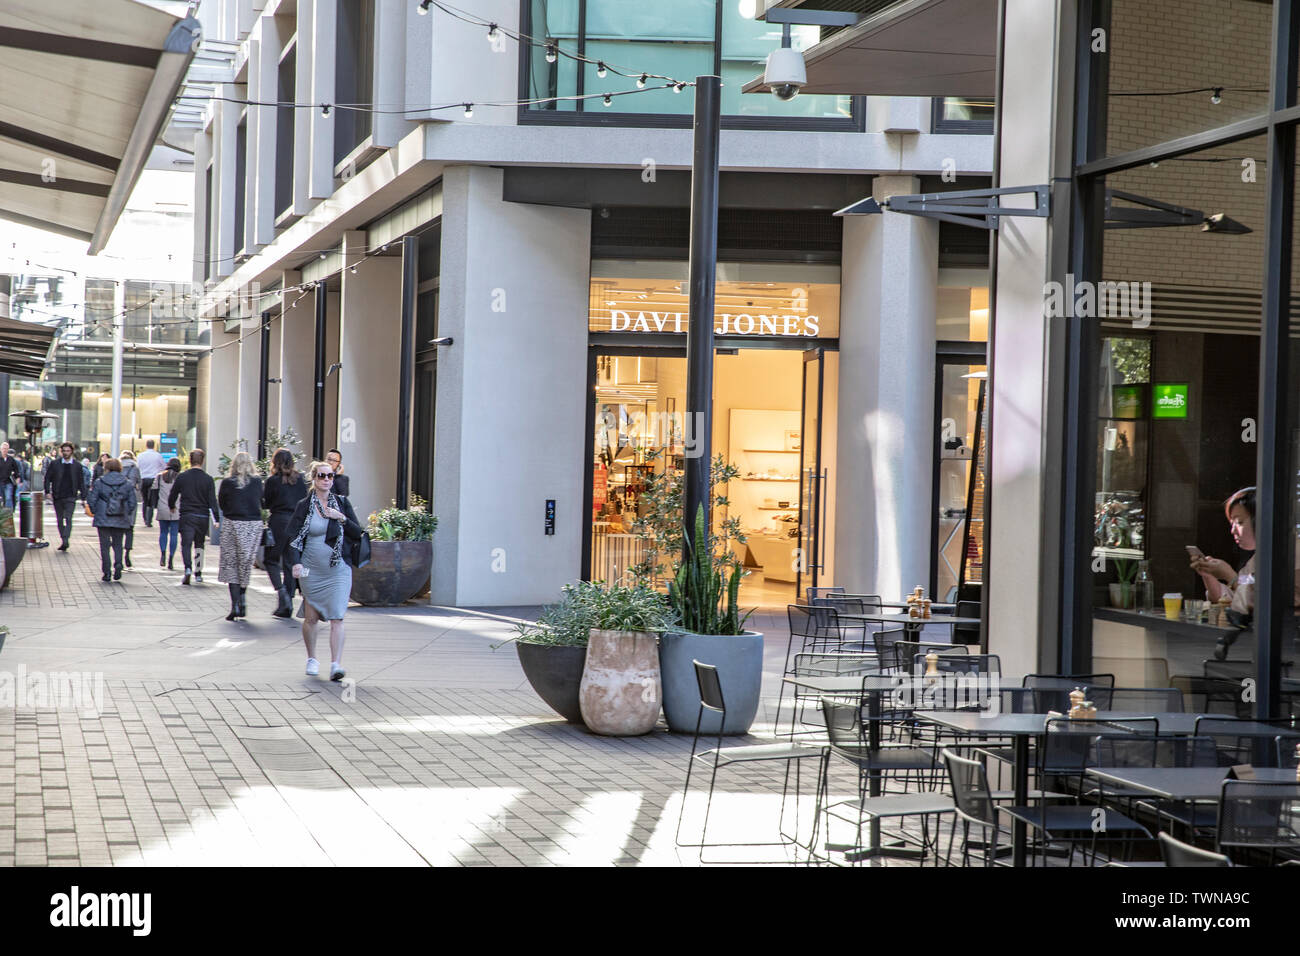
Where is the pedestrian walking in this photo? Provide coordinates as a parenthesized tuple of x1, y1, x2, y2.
(84, 458, 137, 583)
(119, 450, 142, 568)
(216, 451, 264, 621)
(91, 453, 110, 490)
(0, 442, 19, 511)
(44, 442, 86, 551)
(168, 448, 220, 585)
(262, 448, 308, 617)
(285, 460, 363, 681)
(325, 449, 350, 497)
(154, 458, 182, 569)
(136, 439, 165, 527)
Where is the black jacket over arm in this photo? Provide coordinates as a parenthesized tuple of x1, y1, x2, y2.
(283, 494, 363, 567)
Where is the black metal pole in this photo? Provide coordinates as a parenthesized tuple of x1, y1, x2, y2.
(396, 236, 417, 509)
(683, 74, 720, 555)
(312, 283, 326, 460)
(257, 309, 271, 460)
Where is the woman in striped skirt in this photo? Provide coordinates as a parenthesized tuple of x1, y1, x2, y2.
(217, 451, 265, 621)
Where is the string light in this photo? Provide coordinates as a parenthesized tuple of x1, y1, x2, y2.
(463, 103, 474, 118)
(603, 94, 612, 107)
(486, 23, 498, 43)
(321, 103, 331, 116)
(637, 74, 647, 89)
(1211, 87, 1223, 104)
(417, 0, 431, 13)
(596, 62, 607, 79)
(545, 42, 557, 64)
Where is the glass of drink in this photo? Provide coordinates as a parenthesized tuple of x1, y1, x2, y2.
(1162, 593, 1182, 621)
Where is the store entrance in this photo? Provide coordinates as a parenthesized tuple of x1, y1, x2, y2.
(585, 345, 837, 607)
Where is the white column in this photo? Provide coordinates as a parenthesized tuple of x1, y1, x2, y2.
(307, 0, 336, 197)
(434, 166, 591, 606)
(235, 314, 261, 457)
(985, 0, 1074, 681)
(249, 16, 280, 248)
(206, 324, 241, 467)
(212, 92, 240, 279)
(110, 282, 125, 457)
(292, 0, 317, 212)
(338, 231, 402, 520)
(192, 132, 211, 285)
(834, 175, 938, 599)
(277, 270, 314, 454)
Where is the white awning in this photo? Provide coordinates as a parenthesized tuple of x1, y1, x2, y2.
(0, 0, 199, 253)
(743, 0, 998, 98)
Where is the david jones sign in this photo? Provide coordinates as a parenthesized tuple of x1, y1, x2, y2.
(605, 310, 822, 336)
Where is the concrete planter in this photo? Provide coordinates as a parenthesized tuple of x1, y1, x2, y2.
(659, 630, 764, 735)
(516, 641, 587, 723)
(579, 629, 662, 736)
(349, 540, 432, 606)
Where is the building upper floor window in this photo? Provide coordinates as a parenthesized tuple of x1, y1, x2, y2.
(334, 0, 374, 165)
(932, 96, 994, 133)
(524, 0, 857, 128)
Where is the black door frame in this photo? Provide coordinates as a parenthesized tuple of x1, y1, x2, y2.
(931, 341, 988, 598)
(582, 336, 838, 582)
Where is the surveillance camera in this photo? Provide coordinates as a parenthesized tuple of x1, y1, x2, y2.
(764, 46, 806, 101)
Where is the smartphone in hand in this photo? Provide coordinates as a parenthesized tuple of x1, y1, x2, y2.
(1186, 545, 1205, 561)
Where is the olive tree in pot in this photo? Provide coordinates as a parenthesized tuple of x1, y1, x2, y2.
(350, 497, 437, 606)
(632, 454, 760, 736)
(512, 581, 671, 732)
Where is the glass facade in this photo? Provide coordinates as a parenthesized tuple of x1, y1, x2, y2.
(525, 0, 853, 123)
(1073, 0, 1298, 714)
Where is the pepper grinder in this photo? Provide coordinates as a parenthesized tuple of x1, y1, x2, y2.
(1068, 687, 1086, 719)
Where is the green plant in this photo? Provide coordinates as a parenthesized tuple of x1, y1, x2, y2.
(367, 495, 438, 541)
(669, 504, 752, 635)
(219, 427, 304, 477)
(628, 451, 745, 584)
(513, 580, 673, 647)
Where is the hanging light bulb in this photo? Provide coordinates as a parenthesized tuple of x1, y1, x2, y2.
(637, 73, 647, 89)
(349, 265, 358, 274)
(463, 103, 474, 118)
(319, 252, 327, 260)
(603, 93, 612, 107)
(596, 61, 607, 79)
(545, 42, 557, 64)
(1211, 87, 1223, 105)
(486, 23, 498, 43)
(417, 0, 432, 14)
(321, 103, 331, 116)
(673, 82, 685, 94)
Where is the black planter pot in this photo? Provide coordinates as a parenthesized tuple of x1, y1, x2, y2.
(1, 537, 26, 592)
(516, 641, 587, 724)
(349, 540, 432, 606)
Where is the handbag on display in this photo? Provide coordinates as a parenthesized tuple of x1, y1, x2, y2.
(348, 530, 371, 568)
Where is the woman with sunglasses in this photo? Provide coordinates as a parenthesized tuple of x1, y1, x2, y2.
(284, 460, 363, 681)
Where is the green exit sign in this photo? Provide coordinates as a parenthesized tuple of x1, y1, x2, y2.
(1153, 383, 1189, 419)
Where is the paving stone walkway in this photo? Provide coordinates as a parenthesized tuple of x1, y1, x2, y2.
(0, 516, 897, 867)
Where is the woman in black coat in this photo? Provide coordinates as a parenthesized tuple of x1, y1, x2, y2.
(261, 449, 309, 617)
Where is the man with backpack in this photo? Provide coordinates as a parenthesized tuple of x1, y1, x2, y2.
(85, 458, 137, 582)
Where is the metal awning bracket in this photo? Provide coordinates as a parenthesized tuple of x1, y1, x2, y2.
(833, 184, 1051, 229)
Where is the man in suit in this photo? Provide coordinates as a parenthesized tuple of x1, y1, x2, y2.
(0, 442, 19, 511)
(43, 442, 86, 551)
(168, 448, 221, 585)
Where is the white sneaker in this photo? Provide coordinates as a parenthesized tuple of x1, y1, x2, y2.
(305, 658, 319, 677)
(330, 663, 346, 682)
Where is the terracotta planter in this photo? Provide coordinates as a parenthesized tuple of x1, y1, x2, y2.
(349, 540, 432, 606)
(579, 629, 662, 736)
(516, 641, 587, 723)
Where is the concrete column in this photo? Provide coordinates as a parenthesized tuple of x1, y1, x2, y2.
(834, 175, 938, 600)
(985, 0, 1075, 681)
(235, 314, 261, 455)
(277, 270, 314, 454)
(433, 165, 591, 606)
(212, 91, 240, 279)
(307, 0, 336, 197)
(428, 0, 518, 126)
(338, 231, 402, 520)
(249, 16, 280, 248)
(371, 0, 415, 148)
(192, 132, 211, 285)
(206, 324, 241, 468)
(292, 0, 316, 212)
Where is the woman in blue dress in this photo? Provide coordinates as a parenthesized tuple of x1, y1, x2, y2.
(284, 460, 364, 681)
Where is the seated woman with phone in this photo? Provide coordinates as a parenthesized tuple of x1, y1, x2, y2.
(1188, 485, 1300, 658)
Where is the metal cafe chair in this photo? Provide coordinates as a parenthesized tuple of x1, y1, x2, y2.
(1215, 780, 1300, 866)
(817, 698, 953, 865)
(675, 661, 828, 862)
(1193, 716, 1300, 767)
(1159, 832, 1232, 867)
(806, 586, 845, 605)
(952, 599, 981, 645)
(1022, 673, 1116, 713)
(779, 605, 875, 735)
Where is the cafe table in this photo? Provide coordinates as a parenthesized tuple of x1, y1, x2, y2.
(838, 611, 981, 639)
(913, 710, 1201, 866)
(1086, 766, 1298, 803)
